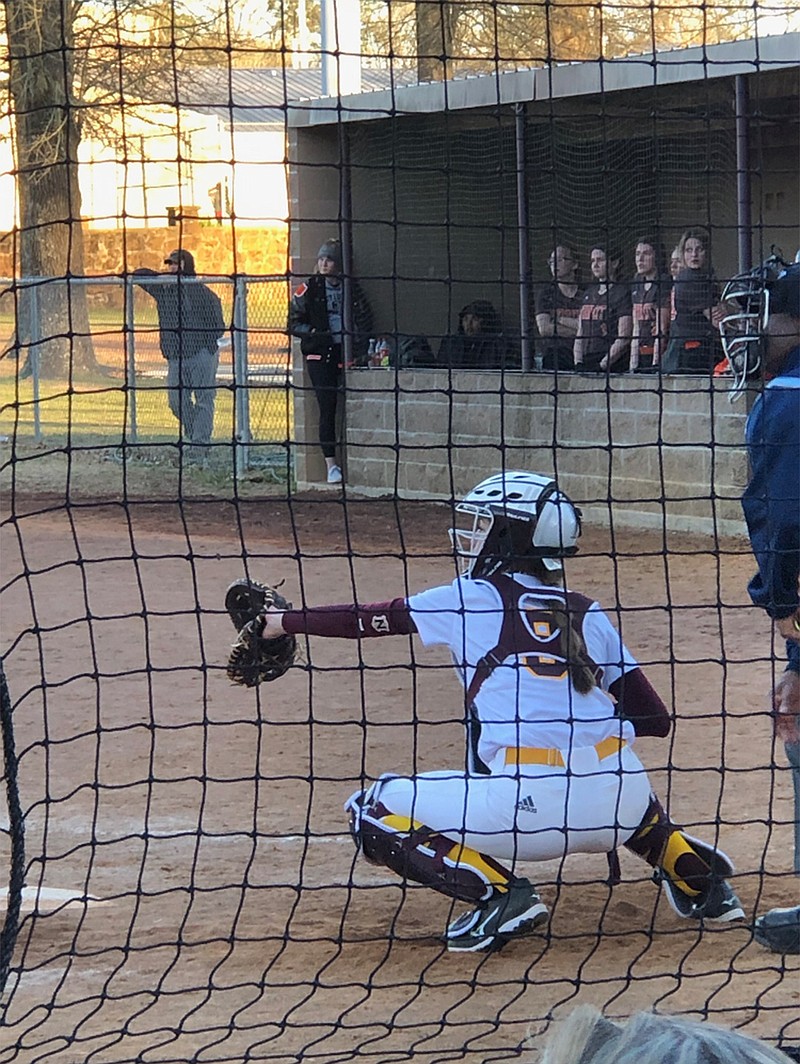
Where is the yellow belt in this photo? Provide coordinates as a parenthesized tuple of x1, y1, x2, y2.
(504, 735, 626, 768)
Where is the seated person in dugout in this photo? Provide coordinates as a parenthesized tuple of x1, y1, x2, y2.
(437, 300, 511, 369)
(573, 244, 632, 372)
(629, 236, 672, 373)
(661, 226, 727, 374)
(669, 245, 682, 281)
(534, 244, 584, 371)
(258, 470, 744, 954)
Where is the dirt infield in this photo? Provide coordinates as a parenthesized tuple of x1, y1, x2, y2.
(1, 495, 798, 1063)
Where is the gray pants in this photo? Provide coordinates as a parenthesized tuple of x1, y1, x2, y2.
(166, 347, 219, 445)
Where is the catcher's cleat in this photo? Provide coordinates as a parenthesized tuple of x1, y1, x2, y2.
(656, 865, 745, 924)
(658, 874, 745, 923)
(445, 878, 549, 953)
(654, 831, 745, 923)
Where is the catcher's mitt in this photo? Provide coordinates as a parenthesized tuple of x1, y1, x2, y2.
(225, 578, 297, 688)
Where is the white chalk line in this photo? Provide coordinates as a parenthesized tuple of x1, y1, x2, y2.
(0, 886, 111, 913)
(0, 834, 394, 911)
(1, 819, 354, 845)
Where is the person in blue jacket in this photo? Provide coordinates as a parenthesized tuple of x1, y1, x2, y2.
(725, 258, 800, 955)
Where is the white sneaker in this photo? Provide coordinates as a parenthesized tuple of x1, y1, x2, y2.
(327, 465, 343, 484)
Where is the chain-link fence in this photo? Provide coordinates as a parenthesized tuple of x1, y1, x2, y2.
(0, 275, 292, 469)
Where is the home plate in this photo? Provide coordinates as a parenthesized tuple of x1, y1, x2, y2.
(0, 887, 111, 913)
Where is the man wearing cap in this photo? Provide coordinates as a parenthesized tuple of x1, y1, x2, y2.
(288, 238, 372, 484)
(133, 248, 225, 456)
(739, 260, 800, 955)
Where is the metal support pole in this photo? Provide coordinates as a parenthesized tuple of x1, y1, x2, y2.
(29, 284, 41, 442)
(338, 128, 354, 480)
(233, 275, 250, 475)
(515, 104, 532, 372)
(124, 277, 138, 443)
(321, 0, 335, 97)
(339, 126, 354, 371)
(735, 75, 752, 273)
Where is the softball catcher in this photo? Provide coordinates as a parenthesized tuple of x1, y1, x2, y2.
(241, 471, 745, 953)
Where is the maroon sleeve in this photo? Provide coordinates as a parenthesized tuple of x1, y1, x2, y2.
(608, 667, 671, 738)
(282, 598, 417, 639)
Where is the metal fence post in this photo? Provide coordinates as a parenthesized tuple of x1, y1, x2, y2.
(29, 284, 41, 442)
(233, 275, 251, 474)
(124, 277, 138, 444)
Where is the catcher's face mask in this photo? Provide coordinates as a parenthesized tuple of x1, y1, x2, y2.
(449, 505, 494, 577)
(719, 274, 768, 401)
(720, 251, 789, 402)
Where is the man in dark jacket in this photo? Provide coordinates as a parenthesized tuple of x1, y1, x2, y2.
(735, 260, 800, 955)
(134, 248, 225, 451)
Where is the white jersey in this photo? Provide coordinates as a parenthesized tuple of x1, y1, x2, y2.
(407, 572, 637, 766)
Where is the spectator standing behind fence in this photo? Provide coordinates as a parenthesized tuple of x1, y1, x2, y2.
(573, 245, 632, 373)
(534, 246, 584, 371)
(528, 1005, 791, 1064)
(660, 227, 726, 374)
(629, 238, 672, 374)
(729, 260, 800, 956)
(133, 248, 224, 458)
(288, 239, 372, 485)
(437, 300, 510, 369)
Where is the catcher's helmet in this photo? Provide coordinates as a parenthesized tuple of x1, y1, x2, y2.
(719, 251, 791, 400)
(450, 471, 582, 579)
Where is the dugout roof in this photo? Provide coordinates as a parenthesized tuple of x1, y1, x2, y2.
(288, 33, 800, 127)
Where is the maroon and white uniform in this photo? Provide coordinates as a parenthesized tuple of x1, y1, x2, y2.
(283, 570, 664, 863)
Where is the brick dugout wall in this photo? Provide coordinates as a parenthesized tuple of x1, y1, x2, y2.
(296, 369, 751, 537)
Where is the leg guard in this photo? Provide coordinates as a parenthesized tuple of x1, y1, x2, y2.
(345, 788, 512, 903)
(624, 794, 734, 896)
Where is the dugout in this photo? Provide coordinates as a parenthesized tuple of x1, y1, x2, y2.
(288, 35, 799, 530)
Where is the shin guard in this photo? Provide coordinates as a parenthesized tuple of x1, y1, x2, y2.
(345, 789, 511, 903)
(624, 794, 734, 896)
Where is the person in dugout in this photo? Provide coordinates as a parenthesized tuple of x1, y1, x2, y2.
(573, 244, 632, 373)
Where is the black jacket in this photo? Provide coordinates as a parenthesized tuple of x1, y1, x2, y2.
(133, 266, 224, 360)
(437, 300, 512, 369)
(288, 274, 372, 363)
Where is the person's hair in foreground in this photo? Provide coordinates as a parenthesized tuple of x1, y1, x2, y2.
(531, 1005, 790, 1064)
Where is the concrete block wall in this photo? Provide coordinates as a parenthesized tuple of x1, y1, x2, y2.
(333, 370, 751, 536)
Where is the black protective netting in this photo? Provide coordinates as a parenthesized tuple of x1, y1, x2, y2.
(1, 2, 799, 1061)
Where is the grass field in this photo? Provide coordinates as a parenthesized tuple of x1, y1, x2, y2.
(0, 364, 294, 499)
(0, 363, 292, 441)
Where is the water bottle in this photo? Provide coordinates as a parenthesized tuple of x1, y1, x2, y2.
(367, 338, 377, 367)
(378, 337, 390, 368)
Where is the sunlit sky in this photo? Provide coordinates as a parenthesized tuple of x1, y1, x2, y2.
(225, 0, 800, 44)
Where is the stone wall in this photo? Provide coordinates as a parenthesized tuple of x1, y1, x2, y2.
(0, 222, 288, 278)
(295, 369, 752, 537)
